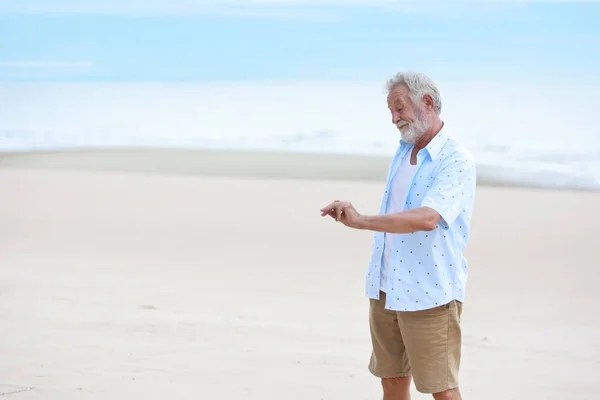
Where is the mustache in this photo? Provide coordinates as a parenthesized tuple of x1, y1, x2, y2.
(396, 121, 410, 129)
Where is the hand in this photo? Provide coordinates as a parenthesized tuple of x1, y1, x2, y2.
(320, 200, 362, 229)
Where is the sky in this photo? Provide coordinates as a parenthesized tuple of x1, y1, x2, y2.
(1, 0, 599, 83)
(1, 1, 599, 190)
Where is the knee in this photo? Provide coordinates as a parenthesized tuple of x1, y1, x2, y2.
(432, 388, 461, 400)
(381, 376, 411, 392)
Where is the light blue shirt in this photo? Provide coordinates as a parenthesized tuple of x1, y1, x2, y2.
(365, 127, 477, 311)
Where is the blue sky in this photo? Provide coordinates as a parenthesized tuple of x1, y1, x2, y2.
(1, 0, 599, 82)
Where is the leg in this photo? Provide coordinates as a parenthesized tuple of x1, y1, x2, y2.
(396, 300, 464, 396)
(368, 292, 412, 400)
(432, 387, 462, 400)
(382, 376, 412, 400)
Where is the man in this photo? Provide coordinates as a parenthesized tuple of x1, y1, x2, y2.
(320, 72, 476, 400)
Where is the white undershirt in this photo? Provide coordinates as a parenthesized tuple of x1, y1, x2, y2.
(381, 149, 418, 292)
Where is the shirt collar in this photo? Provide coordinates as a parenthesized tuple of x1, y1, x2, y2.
(399, 122, 450, 161)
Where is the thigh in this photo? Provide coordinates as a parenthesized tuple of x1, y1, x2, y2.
(367, 292, 411, 378)
(397, 300, 463, 394)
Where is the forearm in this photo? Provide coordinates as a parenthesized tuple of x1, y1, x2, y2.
(356, 207, 440, 234)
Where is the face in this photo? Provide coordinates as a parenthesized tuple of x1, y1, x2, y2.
(387, 85, 431, 144)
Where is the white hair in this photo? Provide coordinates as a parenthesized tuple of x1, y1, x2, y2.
(386, 72, 442, 115)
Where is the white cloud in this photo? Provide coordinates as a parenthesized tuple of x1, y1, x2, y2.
(0, 61, 92, 69)
(1, 0, 598, 15)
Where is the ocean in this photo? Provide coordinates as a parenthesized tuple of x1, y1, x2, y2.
(1, 82, 599, 191)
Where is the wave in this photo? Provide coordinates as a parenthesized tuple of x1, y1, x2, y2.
(1, 129, 599, 191)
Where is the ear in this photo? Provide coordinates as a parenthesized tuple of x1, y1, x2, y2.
(422, 94, 435, 112)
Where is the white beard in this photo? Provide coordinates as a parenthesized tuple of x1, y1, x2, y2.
(397, 107, 431, 144)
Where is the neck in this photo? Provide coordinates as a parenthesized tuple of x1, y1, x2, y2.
(414, 118, 444, 150)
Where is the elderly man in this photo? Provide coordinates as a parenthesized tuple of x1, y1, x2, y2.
(320, 72, 476, 400)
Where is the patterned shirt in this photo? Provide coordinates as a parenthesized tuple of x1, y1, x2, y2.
(365, 126, 477, 311)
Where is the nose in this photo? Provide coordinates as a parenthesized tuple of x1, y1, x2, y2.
(391, 111, 401, 124)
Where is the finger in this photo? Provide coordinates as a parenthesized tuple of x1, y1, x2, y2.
(321, 204, 336, 216)
(320, 207, 335, 219)
(320, 201, 340, 215)
(340, 204, 353, 220)
(320, 201, 335, 213)
(336, 205, 344, 221)
(326, 205, 339, 221)
(329, 209, 337, 220)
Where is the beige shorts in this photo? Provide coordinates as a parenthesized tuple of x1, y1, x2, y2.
(368, 291, 463, 394)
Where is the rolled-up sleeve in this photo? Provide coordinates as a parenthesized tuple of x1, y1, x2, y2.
(421, 155, 476, 230)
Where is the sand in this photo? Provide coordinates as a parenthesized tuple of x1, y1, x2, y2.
(1, 149, 599, 399)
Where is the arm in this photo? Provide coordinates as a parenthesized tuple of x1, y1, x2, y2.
(321, 153, 476, 233)
(357, 153, 476, 234)
(356, 207, 441, 233)
(420, 154, 477, 230)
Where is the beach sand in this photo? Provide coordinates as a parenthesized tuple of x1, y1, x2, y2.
(1, 149, 599, 399)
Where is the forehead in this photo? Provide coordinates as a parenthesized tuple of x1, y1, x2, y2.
(387, 84, 410, 106)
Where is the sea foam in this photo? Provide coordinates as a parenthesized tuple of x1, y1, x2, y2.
(1, 83, 598, 191)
